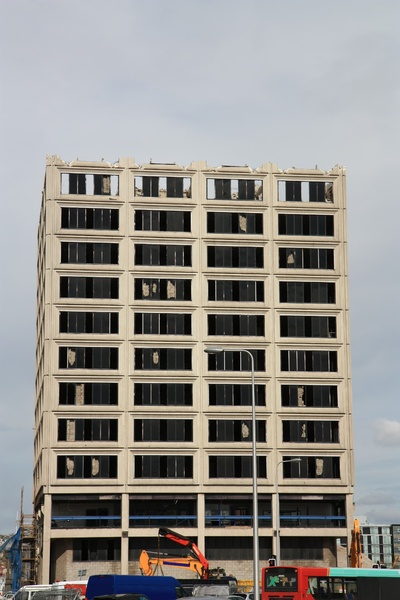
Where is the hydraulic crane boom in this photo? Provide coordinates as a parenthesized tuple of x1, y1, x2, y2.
(158, 527, 210, 578)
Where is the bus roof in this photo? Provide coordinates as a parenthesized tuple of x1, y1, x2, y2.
(329, 568, 400, 578)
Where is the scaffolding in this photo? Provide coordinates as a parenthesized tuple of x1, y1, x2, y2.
(0, 489, 37, 594)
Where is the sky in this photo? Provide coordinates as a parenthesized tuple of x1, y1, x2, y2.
(0, 0, 399, 534)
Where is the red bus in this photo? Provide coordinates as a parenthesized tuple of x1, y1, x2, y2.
(261, 565, 400, 600)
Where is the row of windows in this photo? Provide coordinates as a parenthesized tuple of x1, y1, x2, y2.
(58, 419, 118, 441)
(60, 277, 119, 299)
(56, 417, 340, 444)
(59, 276, 336, 305)
(60, 173, 334, 203)
(207, 212, 263, 234)
(61, 242, 119, 265)
(57, 454, 340, 479)
(59, 312, 337, 340)
(60, 312, 118, 334)
(61, 173, 119, 196)
(134, 210, 191, 232)
(208, 314, 265, 336)
(134, 313, 192, 335)
(61, 207, 119, 230)
(61, 207, 334, 237)
(135, 244, 191, 266)
(278, 214, 334, 236)
(58, 382, 338, 408)
(58, 347, 338, 373)
(280, 316, 337, 338)
(59, 242, 336, 270)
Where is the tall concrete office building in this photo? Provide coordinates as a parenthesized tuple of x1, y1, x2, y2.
(35, 156, 354, 583)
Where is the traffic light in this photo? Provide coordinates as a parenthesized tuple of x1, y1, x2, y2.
(268, 557, 276, 567)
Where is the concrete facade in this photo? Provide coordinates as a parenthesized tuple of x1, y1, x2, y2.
(35, 156, 354, 583)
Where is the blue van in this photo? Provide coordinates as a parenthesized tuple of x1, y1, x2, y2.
(86, 575, 186, 600)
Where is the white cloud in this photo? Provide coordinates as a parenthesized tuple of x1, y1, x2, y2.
(374, 419, 400, 447)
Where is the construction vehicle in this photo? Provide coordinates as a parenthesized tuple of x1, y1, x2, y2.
(349, 519, 362, 568)
(139, 527, 226, 579)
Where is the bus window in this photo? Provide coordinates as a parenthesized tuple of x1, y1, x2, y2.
(318, 578, 329, 599)
(331, 578, 345, 598)
(308, 577, 318, 598)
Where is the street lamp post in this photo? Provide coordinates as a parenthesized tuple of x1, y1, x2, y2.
(275, 458, 302, 565)
(205, 347, 259, 600)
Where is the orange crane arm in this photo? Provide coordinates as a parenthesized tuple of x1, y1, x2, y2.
(158, 527, 209, 578)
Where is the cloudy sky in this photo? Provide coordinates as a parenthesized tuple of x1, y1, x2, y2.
(0, 0, 399, 534)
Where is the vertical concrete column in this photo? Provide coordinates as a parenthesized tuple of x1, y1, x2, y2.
(121, 492, 130, 573)
(42, 494, 52, 583)
(197, 493, 205, 550)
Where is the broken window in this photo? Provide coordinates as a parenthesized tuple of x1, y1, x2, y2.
(60, 277, 119, 299)
(59, 382, 118, 405)
(134, 383, 193, 406)
(134, 419, 193, 442)
(209, 456, 267, 478)
(278, 181, 334, 203)
(58, 418, 118, 441)
(278, 247, 334, 269)
(134, 176, 191, 198)
(281, 384, 338, 408)
(61, 207, 119, 230)
(134, 210, 191, 232)
(59, 311, 119, 334)
(134, 313, 191, 335)
(208, 279, 264, 302)
(208, 419, 266, 442)
(282, 456, 340, 479)
(134, 347, 192, 370)
(134, 455, 193, 478)
(280, 350, 338, 372)
(207, 245, 264, 268)
(135, 244, 192, 267)
(57, 455, 118, 478)
(280, 315, 336, 338)
(207, 212, 263, 234)
(207, 178, 263, 201)
(61, 242, 119, 265)
(208, 383, 266, 406)
(279, 281, 335, 304)
(282, 420, 339, 443)
(207, 314, 265, 336)
(134, 278, 191, 301)
(278, 214, 334, 236)
(61, 173, 119, 196)
(59, 347, 118, 370)
(73, 538, 121, 561)
(206, 349, 265, 372)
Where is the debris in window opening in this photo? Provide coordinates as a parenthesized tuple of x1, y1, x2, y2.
(66, 457, 74, 475)
(325, 183, 333, 202)
(92, 458, 100, 476)
(241, 422, 250, 439)
(153, 351, 159, 364)
(239, 215, 247, 232)
(76, 383, 84, 405)
(142, 283, 150, 297)
(68, 349, 76, 366)
(67, 420, 75, 442)
(152, 283, 157, 293)
(287, 252, 295, 265)
(297, 386, 305, 406)
(300, 423, 307, 439)
(167, 280, 176, 298)
(316, 458, 324, 476)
